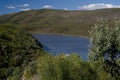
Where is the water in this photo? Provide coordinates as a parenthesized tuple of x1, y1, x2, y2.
(32, 34, 89, 60)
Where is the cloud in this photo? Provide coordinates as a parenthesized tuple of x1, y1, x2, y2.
(6, 5, 16, 9)
(78, 3, 120, 10)
(17, 4, 30, 7)
(64, 8, 68, 10)
(21, 8, 30, 11)
(6, 3, 30, 10)
(42, 5, 54, 9)
(23, 4, 30, 7)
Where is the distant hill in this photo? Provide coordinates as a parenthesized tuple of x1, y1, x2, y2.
(0, 8, 120, 36)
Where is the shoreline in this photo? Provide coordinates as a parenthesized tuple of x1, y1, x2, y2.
(31, 32, 89, 39)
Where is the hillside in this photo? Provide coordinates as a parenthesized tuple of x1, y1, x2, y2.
(0, 25, 45, 79)
(0, 8, 120, 36)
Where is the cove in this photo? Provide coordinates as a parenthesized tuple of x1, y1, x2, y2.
(32, 34, 89, 60)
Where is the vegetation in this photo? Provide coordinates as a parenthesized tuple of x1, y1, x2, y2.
(0, 9, 120, 79)
(0, 8, 120, 36)
(89, 20, 120, 80)
(22, 21, 120, 80)
(0, 25, 45, 80)
(23, 54, 98, 80)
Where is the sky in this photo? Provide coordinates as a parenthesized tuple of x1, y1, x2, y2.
(0, 0, 120, 15)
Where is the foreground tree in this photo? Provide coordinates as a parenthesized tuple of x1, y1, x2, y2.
(89, 21, 120, 79)
(0, 24, 44, 79)
(35, 54, 97, 80)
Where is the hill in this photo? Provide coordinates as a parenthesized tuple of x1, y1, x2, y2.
(0, 8, 120, 36)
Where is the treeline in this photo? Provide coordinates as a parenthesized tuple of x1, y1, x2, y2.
(0, 21, 120, 80)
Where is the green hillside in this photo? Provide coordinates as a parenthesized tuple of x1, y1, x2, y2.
(0, 8, 120, 36)
(0, 25, 45, 79)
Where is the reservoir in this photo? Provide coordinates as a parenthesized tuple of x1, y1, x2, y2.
(32, 34, 89, 60)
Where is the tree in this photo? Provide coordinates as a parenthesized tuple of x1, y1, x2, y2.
(36, 54, 97, 80)
(89, 20, 120, 79)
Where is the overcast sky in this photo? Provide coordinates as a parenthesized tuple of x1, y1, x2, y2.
(0, 0, 120, 15)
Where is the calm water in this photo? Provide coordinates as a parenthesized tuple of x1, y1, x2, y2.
(32, 34, 89, 60)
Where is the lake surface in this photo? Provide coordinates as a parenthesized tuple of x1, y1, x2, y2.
(32, 34, 89, 60)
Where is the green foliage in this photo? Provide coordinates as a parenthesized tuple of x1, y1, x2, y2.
(89, 20, 120, 80)
(35, 54, 97, 80)
(22, 61, 38, 80)
(7, 67, 22, 80)
(0, 24, 44, 79)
